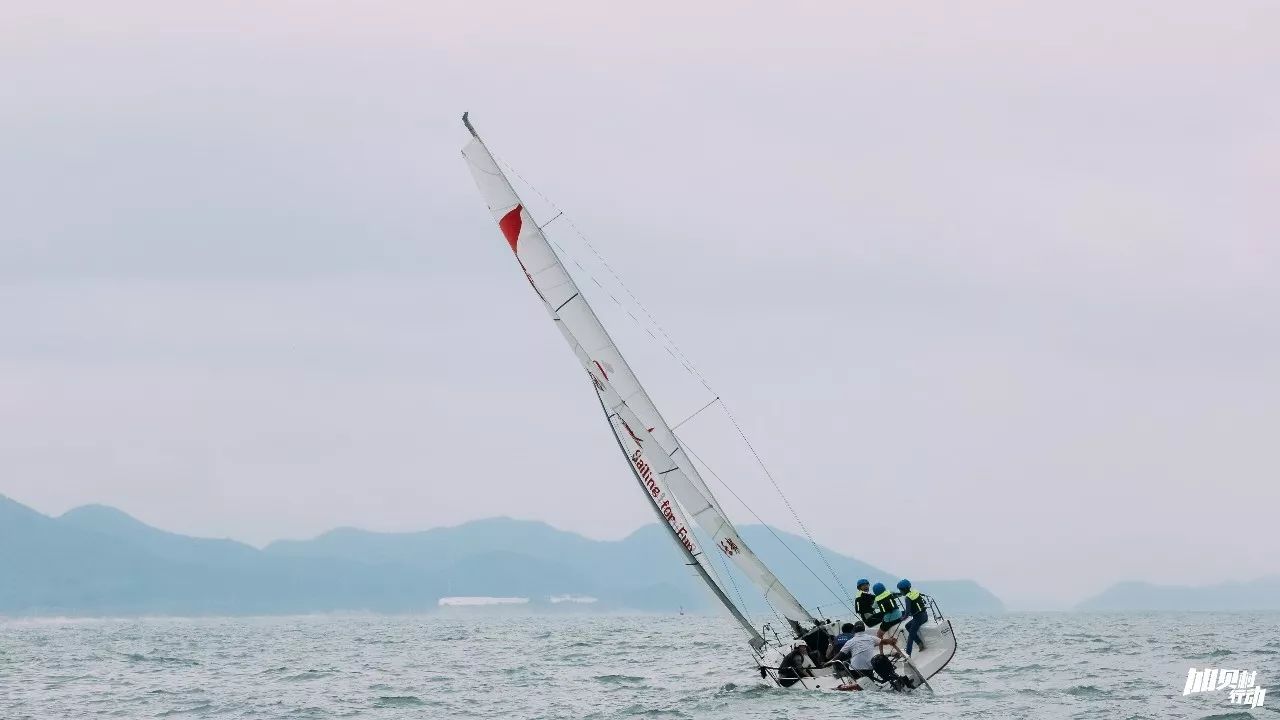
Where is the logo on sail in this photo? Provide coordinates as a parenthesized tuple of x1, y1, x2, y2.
(719, 537, 740, 557)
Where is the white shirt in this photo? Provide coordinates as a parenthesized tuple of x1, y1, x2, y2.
(839, 632, 881, 670)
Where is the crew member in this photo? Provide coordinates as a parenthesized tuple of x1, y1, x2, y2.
(826, 622, 859, 661)
(854, 578, 879, 626)
(898, 579, 929, 654)
(776, 640, 816, 688)
(837, 621, 914, 691)
(873, 582, 904, 635)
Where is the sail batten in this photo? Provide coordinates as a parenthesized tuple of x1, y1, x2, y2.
(462, 125, 815, 633)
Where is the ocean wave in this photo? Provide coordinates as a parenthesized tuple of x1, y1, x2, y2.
(617, 704, 691, 718)
(373, 695, 427, 707)
(119, 652, 198, 666)
(5, 613, 1277, 719)
(155, 701, 214, 716)
(594, 674, 646, 684)
(716, 683, 777, 698)
(283, 670, 334, 681)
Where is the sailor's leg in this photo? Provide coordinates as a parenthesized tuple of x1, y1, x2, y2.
(905, 614, 926, 653)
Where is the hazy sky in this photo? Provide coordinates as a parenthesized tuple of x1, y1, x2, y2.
(3, 1, 1277, 609)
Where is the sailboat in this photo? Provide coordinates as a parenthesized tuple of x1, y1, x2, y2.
(460, 114, 957, 691)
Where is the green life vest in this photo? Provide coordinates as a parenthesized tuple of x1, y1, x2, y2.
(874, 589, 896, 615)
(905, 589, 927, 615)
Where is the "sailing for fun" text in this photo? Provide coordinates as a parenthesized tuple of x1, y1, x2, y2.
(630, 449, 696, 554)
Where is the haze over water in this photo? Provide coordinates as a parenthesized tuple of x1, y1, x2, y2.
(4, 613, 1277, 719)
(5, 1, 1279, 614)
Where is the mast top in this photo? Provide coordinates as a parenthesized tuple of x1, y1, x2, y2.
(462, 112, 479, 138)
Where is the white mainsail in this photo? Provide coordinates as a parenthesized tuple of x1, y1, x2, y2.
(461, 115, 814, 630)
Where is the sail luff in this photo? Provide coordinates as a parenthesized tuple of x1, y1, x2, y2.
(461, 118, 814, 628)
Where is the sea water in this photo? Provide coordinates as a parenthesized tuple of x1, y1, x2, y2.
(2, 613, 1277, 719)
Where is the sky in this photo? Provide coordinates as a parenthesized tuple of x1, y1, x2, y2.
(2, 0, 1277, 610)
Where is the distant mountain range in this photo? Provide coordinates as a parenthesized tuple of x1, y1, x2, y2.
(1076, 576, 1280, 611)
(0, 494, 1006, 616)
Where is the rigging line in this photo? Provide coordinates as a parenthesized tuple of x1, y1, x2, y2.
(550, 223, 848, 607)
(718, 542, 786, 638)
(678, 437, 854, 615)
(572, 226, 713, 393)
(547, 238, 697, 374)
(548, 227, 850, 609)
(708, 533, 753, 636)
(717, 402, 855, 608)
(758, 590, 789, 638)
(696, 529, 774, 642)
(717, 571, 773, 666)
(491, 153, 712, 391)
(671, 396, 720, 432)
(687, 528, 764, 666)
(493, 152, 851, 607)
(538, 211, 564, 230)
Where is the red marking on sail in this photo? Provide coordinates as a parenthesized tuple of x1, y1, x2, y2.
(622, 420, 645, 445)
(593, 361, 610, 381)
(499, 206, 523, 253)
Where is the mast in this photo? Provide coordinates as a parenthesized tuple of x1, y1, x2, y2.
(460, 113, 813, 640)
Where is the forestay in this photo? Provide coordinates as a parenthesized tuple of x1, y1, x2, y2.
(461, 118, 814, 629)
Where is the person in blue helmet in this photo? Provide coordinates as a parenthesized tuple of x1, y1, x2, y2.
(853, 578, 879, 626)
(872, 581, 904, 635)
(898, 579, 929, 654)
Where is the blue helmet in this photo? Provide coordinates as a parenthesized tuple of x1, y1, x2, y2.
(872, 582, 886, 595)
(897, 579, 912, 592)
(856, 578, 869, 588)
